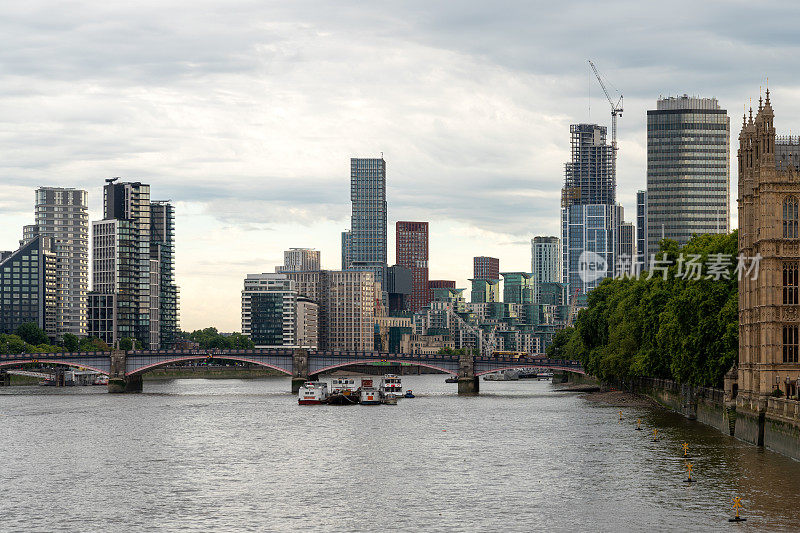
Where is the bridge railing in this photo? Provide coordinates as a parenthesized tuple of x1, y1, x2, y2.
(0, 349, 582, 370)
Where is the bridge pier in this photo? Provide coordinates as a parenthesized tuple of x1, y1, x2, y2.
(457, 352, 479, 395)
(457, 376, 479, 395)
(0, 370, 9, 386)
(292, 349, 309, 394)
(107, 349, 143, 393)
(108, 375, 143, 393)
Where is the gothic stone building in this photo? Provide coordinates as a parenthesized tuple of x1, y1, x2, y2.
(737, 90, 800, 441)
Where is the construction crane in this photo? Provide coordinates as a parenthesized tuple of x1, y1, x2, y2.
(588, 60, 623, 171)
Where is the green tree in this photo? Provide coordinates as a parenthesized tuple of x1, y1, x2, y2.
(78, 337, 111, 352)
(556, 231, 739, 388)
(0, 334, 27, 354)
(15, 322, 49, 346)
(117, 337, 143, 351)
(62, 333, 80, 352)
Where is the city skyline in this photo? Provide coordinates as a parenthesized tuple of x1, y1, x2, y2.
(2, 2, 800, 330)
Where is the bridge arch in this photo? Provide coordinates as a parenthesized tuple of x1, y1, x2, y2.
(312, 359, 456, 376)
(0, 359, 109, 375)
(126, 355, 293, 377)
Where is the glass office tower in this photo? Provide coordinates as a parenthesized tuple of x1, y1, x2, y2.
(646, 96, 730, 252)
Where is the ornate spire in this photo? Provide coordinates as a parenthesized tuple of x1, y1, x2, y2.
(765, 87, 771, 106)
(749, 106, 753, 124)
(759, 95, 763, 111)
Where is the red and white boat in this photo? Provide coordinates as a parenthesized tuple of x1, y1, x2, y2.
(379, 374, 402, 397)
(298, 381, 329, 405)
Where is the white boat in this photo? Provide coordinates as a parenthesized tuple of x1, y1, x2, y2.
(537, 371, 554, 380)
(330, 377, 359, 397)
(360, 388, 381, 405)
(379, 374, 402, 397)
(298, 382, 329, 405)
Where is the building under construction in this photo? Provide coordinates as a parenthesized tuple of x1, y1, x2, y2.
(561, 123, 622, 303)
(562, 124, 616, 207)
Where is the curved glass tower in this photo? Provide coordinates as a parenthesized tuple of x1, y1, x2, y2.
(646, 96, 730, 253)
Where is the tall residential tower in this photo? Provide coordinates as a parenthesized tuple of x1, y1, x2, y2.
(396, 221, 429, 313)
(531, 236, 561, 303)
(342, 157, 387, 297)
(30, 187, 89, 338)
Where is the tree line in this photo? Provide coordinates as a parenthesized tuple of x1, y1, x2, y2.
(547, 232, 738, 388)
(0, 324, 254, 354)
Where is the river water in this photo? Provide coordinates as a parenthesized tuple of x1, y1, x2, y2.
(2, 375, 799, 532)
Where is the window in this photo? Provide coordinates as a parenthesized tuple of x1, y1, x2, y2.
(783, 325, 799, 363)
(783, 197, 799, 238)
(784, 263, 799, 305)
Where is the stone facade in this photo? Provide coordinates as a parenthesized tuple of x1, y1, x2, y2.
(737, 90, 800, 451)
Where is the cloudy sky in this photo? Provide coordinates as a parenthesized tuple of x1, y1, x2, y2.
(2, 0, 799, 332)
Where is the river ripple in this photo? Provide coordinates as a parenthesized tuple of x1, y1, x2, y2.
(1, 376, 799, 532)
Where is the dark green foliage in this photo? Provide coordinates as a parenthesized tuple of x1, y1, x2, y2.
(15, 322, 49, 346)
(553, 231, 739, 388)
(118, 337, 142, 351)
(62, 333, 80, 352)
(187, 327, 255, 350)
(0, 334, 27, 354)
(78, 337, 111, 352)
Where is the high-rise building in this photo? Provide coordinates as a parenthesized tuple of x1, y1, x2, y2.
(284, 269, 377, 351)
(646, 95, 730, 253)
(0, 236, 57, 338)
(342, 157, 387, 297)
(560, 124, 621, 300)
(29, 187, 89, 338)
(241, 273, 297, 347)
(89, 181, 177, 349)
(736, 90, 800, 420)
(396, 221, 429, 312)
(473, 256, 499, 281)
(341, 231, 352, 270)
(89, 180, 152, 348)
(150, 201, 179, 348)
(636, 190, 648, 264)
(277, 248, 320, 273)
(531, 236, 561, 303)
(563, 124, 615, 206)
(296, 296, 319, 349)
(618, 222, 635, 260)
(386, 264, 412, 313)
(501, 272, 534, 304)
(427, 280, 456, 304)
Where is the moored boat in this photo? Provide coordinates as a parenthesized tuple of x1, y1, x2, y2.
(360, 388, 381, 405)
(331, 376, 359, 397)
(382, 393, 398, 405)
(444, 377, 458, 383)
(404, 390, 415, 398)
(298, 381, 329, 405)
(380, 374, 402, 397)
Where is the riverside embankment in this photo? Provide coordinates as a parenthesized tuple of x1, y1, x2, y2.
(561, 372, 800, 461)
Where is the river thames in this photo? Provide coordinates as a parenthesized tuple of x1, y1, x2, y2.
(2, 376, 799, 532)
